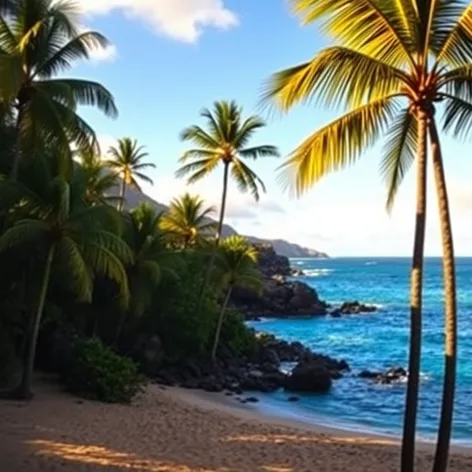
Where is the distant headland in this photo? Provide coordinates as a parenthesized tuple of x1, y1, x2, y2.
(119, 185, 329, 259)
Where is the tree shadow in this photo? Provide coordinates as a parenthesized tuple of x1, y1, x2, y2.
(0, 378, 469, 472)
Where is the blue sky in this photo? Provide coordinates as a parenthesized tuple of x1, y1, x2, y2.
(74, 0, 472, 257)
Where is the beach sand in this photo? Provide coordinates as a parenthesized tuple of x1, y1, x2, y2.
(1, 375, 471, 472)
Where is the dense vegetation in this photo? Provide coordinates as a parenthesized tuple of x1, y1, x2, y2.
(0, 0, 272, 404)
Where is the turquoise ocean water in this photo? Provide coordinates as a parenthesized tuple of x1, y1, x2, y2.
(247, 257, 472, 443)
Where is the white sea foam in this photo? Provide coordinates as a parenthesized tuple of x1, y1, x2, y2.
(365, 261, 378, 266)
(304, 268, 333, 277)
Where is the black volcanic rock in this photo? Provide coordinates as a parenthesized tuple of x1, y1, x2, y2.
(359, 367, 407, 384)
(231, 245, 328, 318)
(331, 301, 377, 317)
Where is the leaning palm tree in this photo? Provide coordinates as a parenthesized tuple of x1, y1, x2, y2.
(160, 193, 217, 249)
(0, 177, 132, 398)
(211, 236, 262, 361)
(263, 2, 470, 470)
(106, 138, 155, 211)
(177, 100, 279, 313)
(0, 0, 118, 180)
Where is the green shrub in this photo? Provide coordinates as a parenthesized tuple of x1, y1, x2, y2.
(64, 338, 145, 403)
(154, 255, 221, 361)
(218, 309, 256, 355)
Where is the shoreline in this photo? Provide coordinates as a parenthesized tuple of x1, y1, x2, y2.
(165, 385, 472, 454)
(2, 377, 471, 472)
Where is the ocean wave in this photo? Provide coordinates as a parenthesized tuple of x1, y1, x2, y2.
(365, 262, 378, 266)
(304, 268, 333, 277)
(327, 334, 368, 345)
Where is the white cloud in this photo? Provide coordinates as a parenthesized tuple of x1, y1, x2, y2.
(88, 43, 117, 63)
(77, 0, 239, 43)
(76, 25, 118, 63)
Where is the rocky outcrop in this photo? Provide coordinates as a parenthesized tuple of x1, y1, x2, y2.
(154, 332, 349, 395)
(284, 361, 333, 393)
(359, 366, 407, 384)
(330, 301, 377, 317)
(232, 245, 328, 318)
(253, 244, 291, 277)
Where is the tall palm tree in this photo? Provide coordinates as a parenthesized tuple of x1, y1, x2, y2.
(0, 177, 132, 398)
(73, 150, 120, 206)
(160, 193, 217, 249)
(176, 100, 279, 313)
(106, 138, 155, 211)
(263, 2, 470, 470)
(211, 236, 262, 361)
(0, 0, 118, 180)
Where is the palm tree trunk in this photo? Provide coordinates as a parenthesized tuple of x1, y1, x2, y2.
(211, 284, 233, 361)
(197, 162, 230, 315)
(429, 120, 457, 472)
(9, 104, 25, 181)
(114, 310, 127, 346)
(401, 108, 428, 472)
(14, 244, 55, 399)
(118, 178, 126, 212)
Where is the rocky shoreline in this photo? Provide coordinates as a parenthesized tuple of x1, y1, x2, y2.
(154, 245, 391, 399)
(155, 332, 350, 397)
(231, 244, 378, 320)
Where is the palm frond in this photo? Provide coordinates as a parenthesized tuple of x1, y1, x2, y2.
(261, 46, 407, 113)
(430, 1, 470, 64)
(439, 64, 472, 103)
(233, 115, 266, 149)
(35, 31, 110, 78)
(239, 145, 280, 160)
(441, 93, 472, 140)
(278, 96, 399, 196)
(380, 107, 417, 212)
(175, 157, 219, 180)
(0, 219, 49, 251)
(56, 235, 93, 301)
(83, 242, 130, 309)
(180, 125, 221, 150)
(290, 0, 416, 67)
(231, 158, 266, 201)
(42, 78, 118, 118)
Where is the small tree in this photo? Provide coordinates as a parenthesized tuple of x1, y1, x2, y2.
(160, 193, 216, 249)
(211, 236, 262, 361)
(106, 138, 155, 211)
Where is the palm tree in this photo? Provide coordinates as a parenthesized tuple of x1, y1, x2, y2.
(160, 193, 217, 249)
(0, 177, 132, 398)
(106, 138, 155, 211)
(176, 100, 279, 313)
(73, 150, 120, 206)
(263, 2, 469, 470)
(211, 236, 262, 361)
(115, 203, 178, 342)
(0, 0, 118, 180)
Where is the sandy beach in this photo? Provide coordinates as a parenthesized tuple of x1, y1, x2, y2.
(1, 376, 471, 472)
